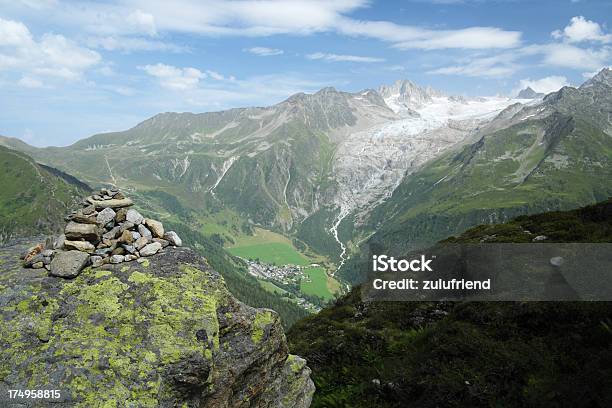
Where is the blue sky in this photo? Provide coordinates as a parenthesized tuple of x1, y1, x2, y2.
(0, 0, 610, 146)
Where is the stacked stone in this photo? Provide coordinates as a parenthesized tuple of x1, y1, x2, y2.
(22, 187, 182, 278)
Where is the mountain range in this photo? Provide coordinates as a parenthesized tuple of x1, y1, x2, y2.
(1, 68, 611, 285)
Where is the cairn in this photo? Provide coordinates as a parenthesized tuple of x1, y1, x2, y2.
(22, 187, 182, 278)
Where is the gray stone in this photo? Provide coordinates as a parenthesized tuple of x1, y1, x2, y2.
(126, 209, 144, 225)
(82, 205, 96, 215)
(87, 196, 134, 210)
(121, 221, 135, 232)
(70, 212, 98, 224)
(90, 255, 104, 267)
(153, 238, 170, 248)
(95, 248, 112, 256)
(65, 221, 101, 242)
(103, 226, 121, 240)
(50, 250, 90, 278)
(140, 242, 162, 257)
(110, 254, 125, 264)
(122, 245, 136, 254)
(164, 231, 182, 247)
(550, 256, 564, 267)
(124, 254, 138, 262)
(41, 249, 54, 257)
(23, 253, 44, 268)
(131, 231, 141, 241)
(134, 236, 149, 250)
(138, 224, 153, 240)
(54, 234, 66, 250)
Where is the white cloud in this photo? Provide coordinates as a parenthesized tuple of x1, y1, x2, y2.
(0, 17, 100, 79)
(86, 36, 187, 53)
(206, 70, 225, 80)
(428, 17, 612, 79)
(428, 53, 520, 77)
(552, 16, 612, 44)
(336, 19, 521, 49)
(0, 18, 33, 46)
(18, 76, 44, 88)
(244, 47, 284, 56)
(530, 43, 611, 70)
(515, 76, 570, 95)
(306, 52, 385, 63)
(140, 63, 205, 90)
(126, 9, 157, 36)
(5, 1, 522, 50)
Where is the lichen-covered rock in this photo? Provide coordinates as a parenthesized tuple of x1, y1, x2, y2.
(0, 243, 314, 408)
(49, 250, 90, 278)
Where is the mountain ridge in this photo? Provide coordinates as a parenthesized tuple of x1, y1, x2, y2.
(1, 69, 611, 283)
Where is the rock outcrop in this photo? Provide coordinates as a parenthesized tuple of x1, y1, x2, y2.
(0, 240, 315, 407)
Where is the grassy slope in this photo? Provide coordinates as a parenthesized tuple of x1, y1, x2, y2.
(0, 146, 89, 243)
(289, 199, 612, 408)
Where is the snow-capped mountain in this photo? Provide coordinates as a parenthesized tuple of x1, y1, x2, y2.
(0, 77, 546, 266)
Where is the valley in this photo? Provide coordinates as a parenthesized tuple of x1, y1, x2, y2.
(1, 69, 611, 315)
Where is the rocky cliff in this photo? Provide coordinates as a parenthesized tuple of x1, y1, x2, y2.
(0, 240, 314, 407)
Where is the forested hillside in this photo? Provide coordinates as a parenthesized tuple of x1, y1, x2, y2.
(289, 199, 612, 407)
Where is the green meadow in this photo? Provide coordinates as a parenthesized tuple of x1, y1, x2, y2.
(227, 242, 309, 266)
(301, 267, 334, 301)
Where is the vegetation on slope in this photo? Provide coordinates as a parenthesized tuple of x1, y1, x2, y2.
(289, 199, 612, 408)
(0, 146, 90, 243)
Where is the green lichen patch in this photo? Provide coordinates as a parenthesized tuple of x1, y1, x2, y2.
(1, 259, 229, 407)
(286, 354, 305, 374)
(251, 310, 275, 344)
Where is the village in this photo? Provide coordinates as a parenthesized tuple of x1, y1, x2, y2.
(244, 259, 323, 312)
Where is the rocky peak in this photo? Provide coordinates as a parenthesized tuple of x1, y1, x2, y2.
(516, 86, 545, 99)
(378, 79, 444, 113)
(580, 67, 612, 89)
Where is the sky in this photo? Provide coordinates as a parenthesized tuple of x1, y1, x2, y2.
(0, 0, 611, 147)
